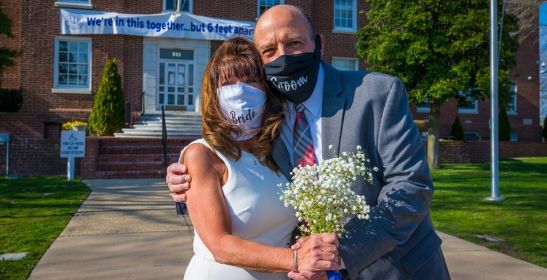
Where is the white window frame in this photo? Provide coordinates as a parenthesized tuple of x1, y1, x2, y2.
(257, 0, 285, 17)
(333, 0, 358, 33)
(52, 36, 92, 94)
(510, 132, 518, 142)
(458, 90, 479, 114)
(331, 57, 359, 71)
(54, 0, 93, 9)
(507, 81, 518, 115)
(163, 0, 192, 13)
(416, 100, 430, 113)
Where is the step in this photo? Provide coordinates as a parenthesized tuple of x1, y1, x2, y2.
(117, 131, 201, 137)
(134, 121, 202, 126)
(139, 115, 201, 121)
(100, 145, 165, 154)
(97, 153, 180, 162)
(94, 170, 166, 179)
(127, 125, 202, 131)
(96, 161, 165, 172)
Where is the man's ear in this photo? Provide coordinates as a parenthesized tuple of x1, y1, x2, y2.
(319, 34, 325, 57)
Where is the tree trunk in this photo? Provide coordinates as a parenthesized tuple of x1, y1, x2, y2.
(427, 103, 441, 169)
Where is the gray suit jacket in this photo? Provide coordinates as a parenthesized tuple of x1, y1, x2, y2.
(272, 63, 449, 279)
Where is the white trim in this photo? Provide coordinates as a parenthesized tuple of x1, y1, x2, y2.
(51, 88, 92, 94)
(416, 99, 430, 113)
(458, 101, 479, 114)
(55, 1, 93, 9)
(457, 90, 479, 114)
(333, 0, 357, 32)
(257, 0, 285, 17)
(416, 106, 430, 113)
(52, 36, 92, 94)
(331, 57, 359, 71)
(163, 0, 193, 13)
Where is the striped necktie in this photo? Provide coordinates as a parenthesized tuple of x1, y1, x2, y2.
(293, 104, 316, 167)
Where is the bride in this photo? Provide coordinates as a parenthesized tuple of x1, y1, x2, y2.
(180, 37, 340, 279)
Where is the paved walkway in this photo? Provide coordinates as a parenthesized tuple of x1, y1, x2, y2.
(29, 179, 547, 280)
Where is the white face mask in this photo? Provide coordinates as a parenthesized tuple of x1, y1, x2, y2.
(217, 83, 267, 141)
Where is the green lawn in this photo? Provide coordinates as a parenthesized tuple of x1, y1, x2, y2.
(0, 177, 90, 280)
(431, 157, 547, 268)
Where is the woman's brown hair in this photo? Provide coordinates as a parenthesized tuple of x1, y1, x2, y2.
(200, 37, 284, 171)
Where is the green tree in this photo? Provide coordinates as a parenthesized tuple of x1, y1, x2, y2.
(88, 59, 125, 136)
(357, 0, 519, 168)
(451, 117, 464, 140)
(0, 3, 18, 88)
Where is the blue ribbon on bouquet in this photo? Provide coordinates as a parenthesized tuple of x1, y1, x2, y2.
(327, 270, 342, 280)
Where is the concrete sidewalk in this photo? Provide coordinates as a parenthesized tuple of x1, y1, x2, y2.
(29, 179, 547, 280)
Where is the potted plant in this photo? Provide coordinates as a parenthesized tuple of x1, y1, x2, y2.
(62, 121, 88, 134)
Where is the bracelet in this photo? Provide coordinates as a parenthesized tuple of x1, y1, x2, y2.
(291, 249, 298, 272)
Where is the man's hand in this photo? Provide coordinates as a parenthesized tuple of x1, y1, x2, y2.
(288, 233, 340, 280)
(166, 163, 192, 202)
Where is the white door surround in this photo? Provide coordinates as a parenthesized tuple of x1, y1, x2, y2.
(143, 37, 210, 114)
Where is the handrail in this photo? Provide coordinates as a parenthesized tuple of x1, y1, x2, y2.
(161, 105, 168, 166)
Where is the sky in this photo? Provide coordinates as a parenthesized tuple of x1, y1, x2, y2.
(540, 3, 547, 120)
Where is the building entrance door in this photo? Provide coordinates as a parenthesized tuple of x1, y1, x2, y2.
(158, 49, 195, 111)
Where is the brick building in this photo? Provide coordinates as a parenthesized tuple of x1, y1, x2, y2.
(0, 0, 544, 177)
(411, 27, 543, 142)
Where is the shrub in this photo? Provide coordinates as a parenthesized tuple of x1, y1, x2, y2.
(88, 59, 125, 136)
(0, 88, 23, 112)
(62, 120, 88, 130)
(499, 109, 511, 141)
(450, 116, 464, 140)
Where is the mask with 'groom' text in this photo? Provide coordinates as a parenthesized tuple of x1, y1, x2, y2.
(263, 35, 322, 104)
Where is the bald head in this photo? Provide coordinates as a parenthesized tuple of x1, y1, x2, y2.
(257, 5, 315, 40)
(254, 5, 319, 63)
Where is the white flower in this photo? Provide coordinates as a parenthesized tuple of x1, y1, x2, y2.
(279, 146, 378, 236)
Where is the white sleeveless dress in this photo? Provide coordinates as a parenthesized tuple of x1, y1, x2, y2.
(182, 139, 298, 280)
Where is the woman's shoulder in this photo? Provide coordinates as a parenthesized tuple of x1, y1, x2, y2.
(182, 142, 215, 165)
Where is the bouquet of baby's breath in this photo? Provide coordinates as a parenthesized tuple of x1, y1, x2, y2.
(279, 146, 376, 237)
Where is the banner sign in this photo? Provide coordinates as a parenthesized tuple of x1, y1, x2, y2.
(60, 8, 255, 40)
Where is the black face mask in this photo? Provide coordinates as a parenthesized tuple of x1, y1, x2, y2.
(264, 35, 322, 104)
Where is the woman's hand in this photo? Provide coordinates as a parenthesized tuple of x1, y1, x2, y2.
(295, 233, 340, 272)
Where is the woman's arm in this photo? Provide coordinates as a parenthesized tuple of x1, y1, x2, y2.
(183, 144, 339, 272)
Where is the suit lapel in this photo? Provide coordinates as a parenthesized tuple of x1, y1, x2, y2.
(321, 63, 346, 160)
(272, 136, 292, 179)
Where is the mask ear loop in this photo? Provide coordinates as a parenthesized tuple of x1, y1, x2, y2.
(314, 34, 322, 57)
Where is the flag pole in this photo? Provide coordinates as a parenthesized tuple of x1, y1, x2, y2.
(487, 0, 504, 201)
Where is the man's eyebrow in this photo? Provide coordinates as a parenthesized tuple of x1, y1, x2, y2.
(256, 42, 272, 51)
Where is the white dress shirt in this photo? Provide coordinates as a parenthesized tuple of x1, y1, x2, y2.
(280, 64, 325, 167)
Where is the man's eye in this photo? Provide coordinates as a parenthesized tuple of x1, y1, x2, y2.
(289, 41, 301, 47)
(263, 48, 275, 55)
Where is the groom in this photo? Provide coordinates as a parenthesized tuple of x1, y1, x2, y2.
(167, 5, 450, 280)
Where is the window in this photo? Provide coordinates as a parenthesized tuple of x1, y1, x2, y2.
(53, 37, 92, 94)
(416, 99, 430, 113)
(334, 0, 357, 32)
(510, 133, 518, 142)
(164, 0, 191, 12)
(458, 89, 479, 114)
(258, 0, 284, 16)
(55, 0, 92, 9)
(332, 57, 359, 71)
(507, 81, 517, 115)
